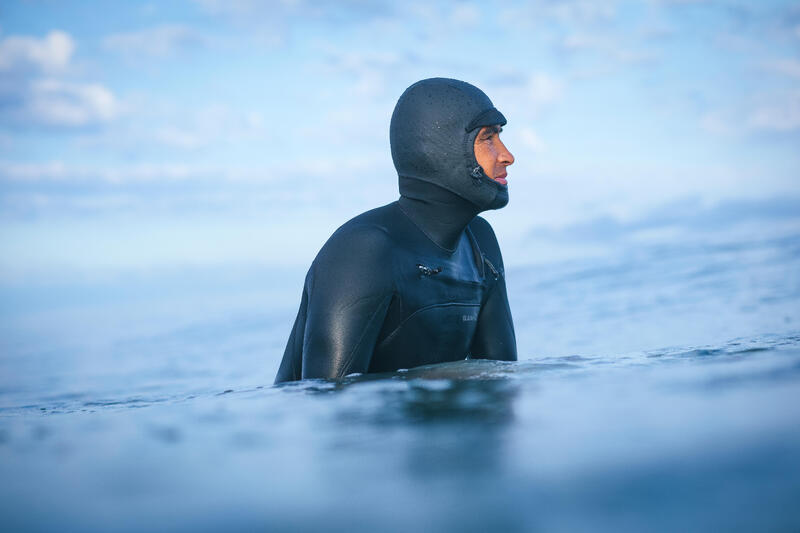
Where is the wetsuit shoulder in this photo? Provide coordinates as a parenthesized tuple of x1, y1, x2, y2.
(274, 208, 396, 383)
(291, 207, 397, 380)
(312, 205, 396, 282)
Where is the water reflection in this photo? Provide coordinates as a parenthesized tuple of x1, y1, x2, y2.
(2, 337, 800, 532)
(280, 362, 519, 422)
(276, 360, 522, 483)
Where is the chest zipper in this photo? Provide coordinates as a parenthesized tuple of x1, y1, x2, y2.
(483, 256, 501, 281)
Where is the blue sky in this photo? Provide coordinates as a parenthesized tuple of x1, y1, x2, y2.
(1, 0, 799, 277)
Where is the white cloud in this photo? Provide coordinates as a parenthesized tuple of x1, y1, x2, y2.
(195, 0, 391, 20)
(500, 0, 618, 27)
(0, 161, 68, 180)
(450, 3, 480, 27)
(25, 79, 117, 126)
(549, 0, 617, 24)
(319, 47, 410, 98)
(0, 156, 381, 184)
(0, 161, 208, 183)
(0, 30, 119, 129)
(155, 127, 205, 149)
(527, 73, 564, 108)
(520, 127, 547, 153)
(701, 92, 800, 135)
(328, 49, 406, 74)
(764, 58, 800, 79)
(147, 105, 265, 149)
(700, 111, 737, 136)
(104, 24, 208, 58)
(561, 33, 605, 51)
(193, 0, 268, 17)
(559, 31, 658, 68)
(748, 93, 800, 132)
(0, 30, 74, 73)
(190, 1, 288, 46)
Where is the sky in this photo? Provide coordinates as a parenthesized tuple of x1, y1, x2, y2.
(1, 0, 799, 279)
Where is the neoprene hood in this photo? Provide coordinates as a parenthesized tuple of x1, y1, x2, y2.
(390, 77, 509, 211)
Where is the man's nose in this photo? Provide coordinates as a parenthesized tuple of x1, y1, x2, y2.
(498, 139, 514, 166)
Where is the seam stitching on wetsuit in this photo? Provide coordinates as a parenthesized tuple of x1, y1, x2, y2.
(377, 301, 481, 350)
(338, 293, 393, 378)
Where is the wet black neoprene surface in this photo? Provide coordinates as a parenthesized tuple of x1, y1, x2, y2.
(274, 78, 517, 383)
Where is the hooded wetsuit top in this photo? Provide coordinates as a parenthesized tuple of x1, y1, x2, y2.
(274, 78, 517, 383)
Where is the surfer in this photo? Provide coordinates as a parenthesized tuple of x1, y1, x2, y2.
(274, 77, 517, 383)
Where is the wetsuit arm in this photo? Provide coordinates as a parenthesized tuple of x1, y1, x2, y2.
(470, 271, 517, 361)
(469, 217, 517, 361)
(301, 225, 394, 380)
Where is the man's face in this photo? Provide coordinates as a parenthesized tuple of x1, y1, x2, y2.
(474, 125, 515, 185)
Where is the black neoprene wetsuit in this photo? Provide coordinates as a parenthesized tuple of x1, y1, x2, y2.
(274, 78, 517, 383)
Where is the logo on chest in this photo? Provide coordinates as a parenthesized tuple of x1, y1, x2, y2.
(461, 314, 478, 322)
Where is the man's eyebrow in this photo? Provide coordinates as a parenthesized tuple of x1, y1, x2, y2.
(485, 125, 502, 134)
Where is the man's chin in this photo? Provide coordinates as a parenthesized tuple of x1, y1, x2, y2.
(488, 187, 509, 210)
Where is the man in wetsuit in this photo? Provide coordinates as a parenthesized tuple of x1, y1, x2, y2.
(274, 77, 516, 383)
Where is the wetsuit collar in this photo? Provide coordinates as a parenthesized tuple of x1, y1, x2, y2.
(397, 176, 481, 253)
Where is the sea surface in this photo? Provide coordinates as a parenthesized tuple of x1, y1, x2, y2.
(1, 215, 800, 532)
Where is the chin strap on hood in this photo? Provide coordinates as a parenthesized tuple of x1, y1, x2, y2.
(391, 77, 509, 212)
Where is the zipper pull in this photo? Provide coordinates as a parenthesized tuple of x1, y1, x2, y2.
(417, 264, 442, 276)
(483, 256, 500, 280)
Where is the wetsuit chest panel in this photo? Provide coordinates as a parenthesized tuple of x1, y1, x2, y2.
(370, 302, 481, 372)
(369, 232, 487, 372)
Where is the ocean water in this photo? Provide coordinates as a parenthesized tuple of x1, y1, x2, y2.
(1, 215, 800, 532)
